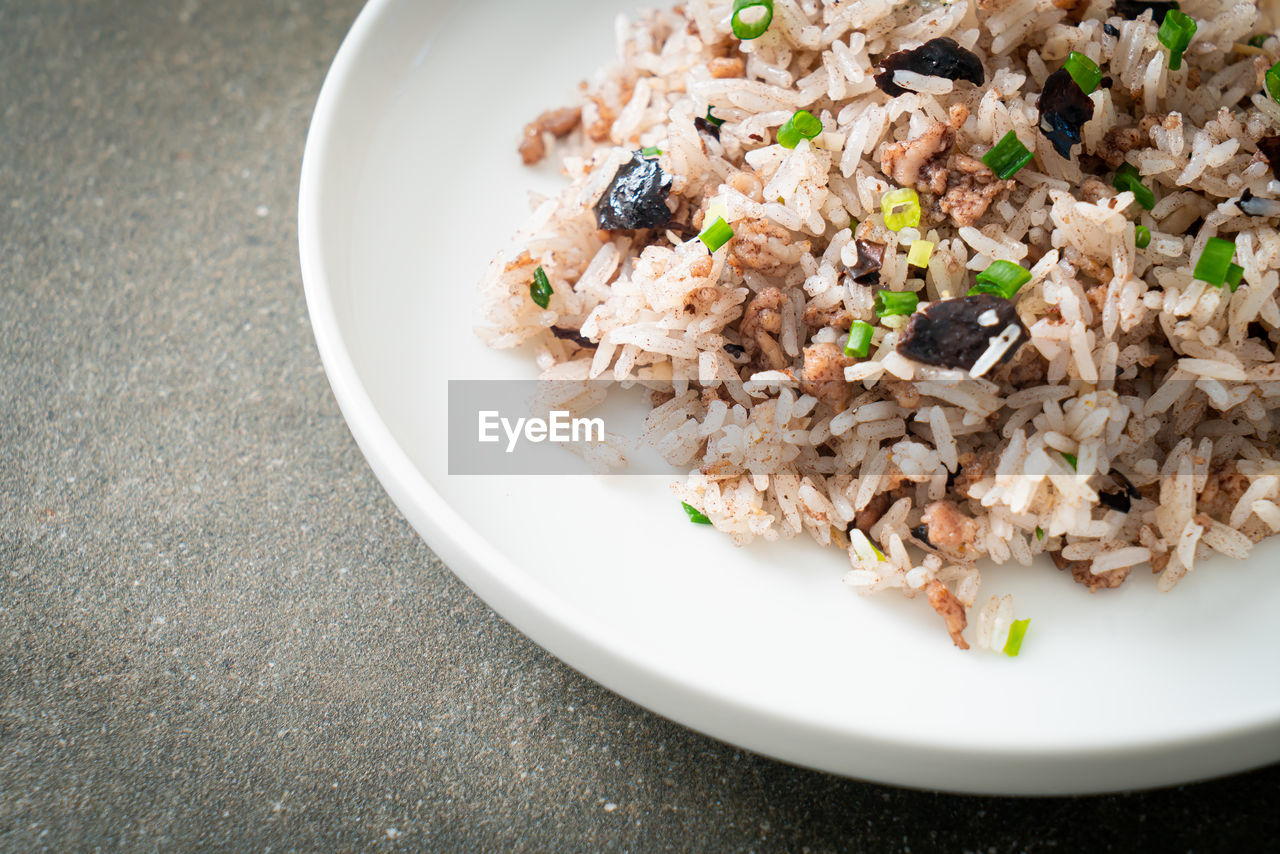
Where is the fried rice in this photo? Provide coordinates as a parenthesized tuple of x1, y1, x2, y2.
(477, 0, 1280, 650)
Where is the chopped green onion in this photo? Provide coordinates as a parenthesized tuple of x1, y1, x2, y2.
(704, 107, 725, 128)
(1112, 163, 1155, 210)
(881, 187, 921, 231)
(730, 0, 774, 40)
(777, 110, 823, 149)
(850, 528, 886, 562)
(698, 217, 735, 253)
(1193, 236, 1236, 286)
(682, 501, 712, 524)
(1063, 51, 1102, 94)
(1225, 262, 1245, 292)
(1003, 619, 1030, 657)
(640, 146, 662, 156)
(907, 238, 935, 268)
(1250, 35, 1269, 48)
(1134, 224, 1151, 249)
(1035, 526, 1045, 540)
(967, 260, 1032, 299)
(874, 290, 920, 317)
(1266, 61, 1280, 104)
(530, 266, 553, 309)
(1062, 452, 1078, 470)
(981, 131, 1034, 180)
(1157, 9, 1197, 71)
(844, 320, 875, 358)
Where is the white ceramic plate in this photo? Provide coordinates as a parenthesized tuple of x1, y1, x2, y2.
(299, 0, 1280, 794)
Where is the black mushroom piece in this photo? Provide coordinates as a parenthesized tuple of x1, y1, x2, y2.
(896, 294, 1029, 371)
(1098, 470, 1142, 512)
(722, 342, 747, 361)
(846, 240, 886, 284)
(1238, 189, 1280, 218)
(1257, 136, 1280, 179)
(1112, 0, 1180, 24)
(874, 37, 985, 98)
(593, 152, 674, 231)
(1038, 67, 1095, 158)
(550, 326, 595, 349)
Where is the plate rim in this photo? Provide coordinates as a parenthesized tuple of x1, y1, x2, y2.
(297, 0, 1280, 794)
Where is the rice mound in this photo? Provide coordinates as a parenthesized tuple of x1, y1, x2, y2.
(478, 0, 1280, 650)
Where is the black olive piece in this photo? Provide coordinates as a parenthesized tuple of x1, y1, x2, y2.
(896, 294, 1029, 371)
(1113, 0, 1180, 24)
(847, 240, 886, 284)
(1098, 491, 1132, 513)
(550, 326, 594, 348)
(1103, 22, 1120, 36)
(911, 524, 935, 549)
(1109, 469, 1143, 501)
(1038, 67, 1096, 158)
(723, 342, 747, 360)
(874, 37, 985, 98)
(1238, 188, 1280, 219)
(694, 116, 722, 141)
(593, 152, 674, 231)
(1259, 137, 1280, 179)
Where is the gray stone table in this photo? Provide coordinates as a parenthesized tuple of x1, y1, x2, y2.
(1, 0, 1277, 849)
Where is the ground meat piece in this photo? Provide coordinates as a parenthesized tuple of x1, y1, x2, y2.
(939, 163, 1013, 227)
(951, 450, 995, 498)
(1079, 176, 1113, 205)
(708, 57, 745, 78)
(802, 342, 854, 411)
(925, 579, 970, 650)
(879, 104, 967, 194)
(1051, 551, 1131, 591)
(1094, 125, 1149, 170)
(584, 95, 617, 142)
(519, 106, 583, 164)
(853, 492, 892, 534)
(1198, 463, 1250, 523)
(998, 343, 1048, 388)
(801, 301, 853, 330)
(727, 218, 794, 275)
(921, 500, 979, 555)
(882, 379, 921, 408)
(739, 287, 788, 370)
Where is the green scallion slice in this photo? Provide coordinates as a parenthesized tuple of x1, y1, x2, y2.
(1193, 236, 1236, 286)
(967, 260, 1032, 299)
(530, 266, 553, 309)
(881, 187, 921, 231)
(844, 320, 875, 358)
(1003, 619, 1030, 657)
(1250, 35, 1269, 48)
(1266, 61, 1280, 104)
(981, 131, 1034, 180)
(1063, 51, 1103, 94)
(1157, 9, 1197, 71)
(777, 109, 823, 149)
(1112, 163, 1155, 210)
(704, 107, 725, 128)
(1225, 262, 1245, 292)
(1062, 452, 1078, 470)
(1134, 224, 1151, 249)
(1035, 526, 1045, 541)
(640, 146, 662, 157)
(731, 0, 774, 40)
(698, 217, 735, 253)
(682, 501, 712, 524)
(874, 290, 920, 317)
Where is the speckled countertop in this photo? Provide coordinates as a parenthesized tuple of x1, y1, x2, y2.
(1, 1, 1277, 850)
